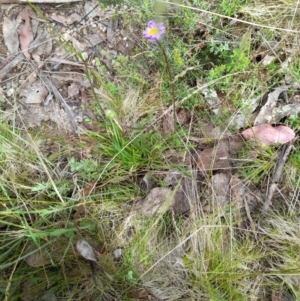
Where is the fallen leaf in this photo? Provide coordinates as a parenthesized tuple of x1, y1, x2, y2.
(0, 54, 24, 81)
(76, 239, 114, 281)
(25, 241, 63, 267)
(25, 245, 51, 267)
(73, 181, 96, 220)
(133, 187, 173, 216)
(107, 18, 118, 42)
(230, 96, 261, 129)
(19, 80, 48, 104)
(30, 29, 53, 56)
(129, 289, 149, 299)
(271, 290, 281, 301)
(68, 82, 80, 98)
(133, 175, 193, 216)
(202, 87, 221, 115)
(262, 54, 276, 66)
(76, 239, 97, 262)
(84, 34, 105, 46)
(3, 15, 21, 54)
(84, 1, 103, 19)
(242, 124, 295, 145)
(2, 101, 75, 132)
(37, 291, 57, 301)
(176, 108, 191, 125)
(271, 103, 300, 124)
(19, 7, 34, 59)
(197, 136, 244, 171)
(162, 115, 175, 133)
(51, 13, 80, 26)
(254, 85, 288, 125)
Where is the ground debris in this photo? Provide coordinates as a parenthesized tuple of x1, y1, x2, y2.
(25, 241, 64, 267)
(133, 167, 198, 216)
(197, 135, 244, 171)
(19, 7, 33, 59)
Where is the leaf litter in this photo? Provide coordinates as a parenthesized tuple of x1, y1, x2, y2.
(1, 1, 300, 300)
(19, 7, 33, 59)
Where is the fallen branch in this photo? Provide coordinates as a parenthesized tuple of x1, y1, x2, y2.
(261, 141, 294, 216)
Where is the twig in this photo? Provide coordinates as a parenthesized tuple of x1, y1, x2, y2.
(261, 141, 294, 216)
(0, 54, 24, 81)
(39, 72, 79, 134)
(26, 61, 79, 134)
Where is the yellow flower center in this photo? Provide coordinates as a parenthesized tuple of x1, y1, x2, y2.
(148, 27, 158, 36)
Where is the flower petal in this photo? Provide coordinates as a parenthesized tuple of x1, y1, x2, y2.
(142, 20, 166, 43)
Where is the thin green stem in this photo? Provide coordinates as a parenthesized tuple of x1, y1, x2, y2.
(157, 41, 176, 130)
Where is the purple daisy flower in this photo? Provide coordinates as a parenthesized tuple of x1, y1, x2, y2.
(142, 20, 165, 43)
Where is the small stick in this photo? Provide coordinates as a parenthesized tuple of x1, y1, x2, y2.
(27, 60, 79, 134)
(261, 141, 294, 216)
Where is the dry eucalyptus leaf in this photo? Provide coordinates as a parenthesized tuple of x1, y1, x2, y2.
(19, 80, 48, 104)
(197, 139, 231, 171)
(202, 87, 221, 115)
(203, 172, 231, 212)
(30, 30, 53, 56)
(2, 101, 75, 132)
(68, 82, 80, 98)
(262, 54, 276, 66)
(134, 181, 192, 216)
(271, 103, 300, 123)
(230, 175, 260, 230)
(24, 242, 63, 267)
(51, 13, 80, 26)
(72, 37, 88, 52)
(84, 34, 105, 46)
(254, 85, 288, 125)
(39, 291, 57, 301)
(76, 239, 97, 262)
(129, 289, 150, 299)
(197, 136, 244, 171)
(19, 7, 34, 59)
(162, 115, 175, 133)
(133, 187, 173, 216)
(25, 248, 52, 267)
(3, 15, 21, 54)
(71, 34, 104, 52)
(230, 96, 261, 129)
(242, 124, 295, 145)
(84, 1, 103, 18)
(107, 18, 118, 42)
(176, 108, 190, 125)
